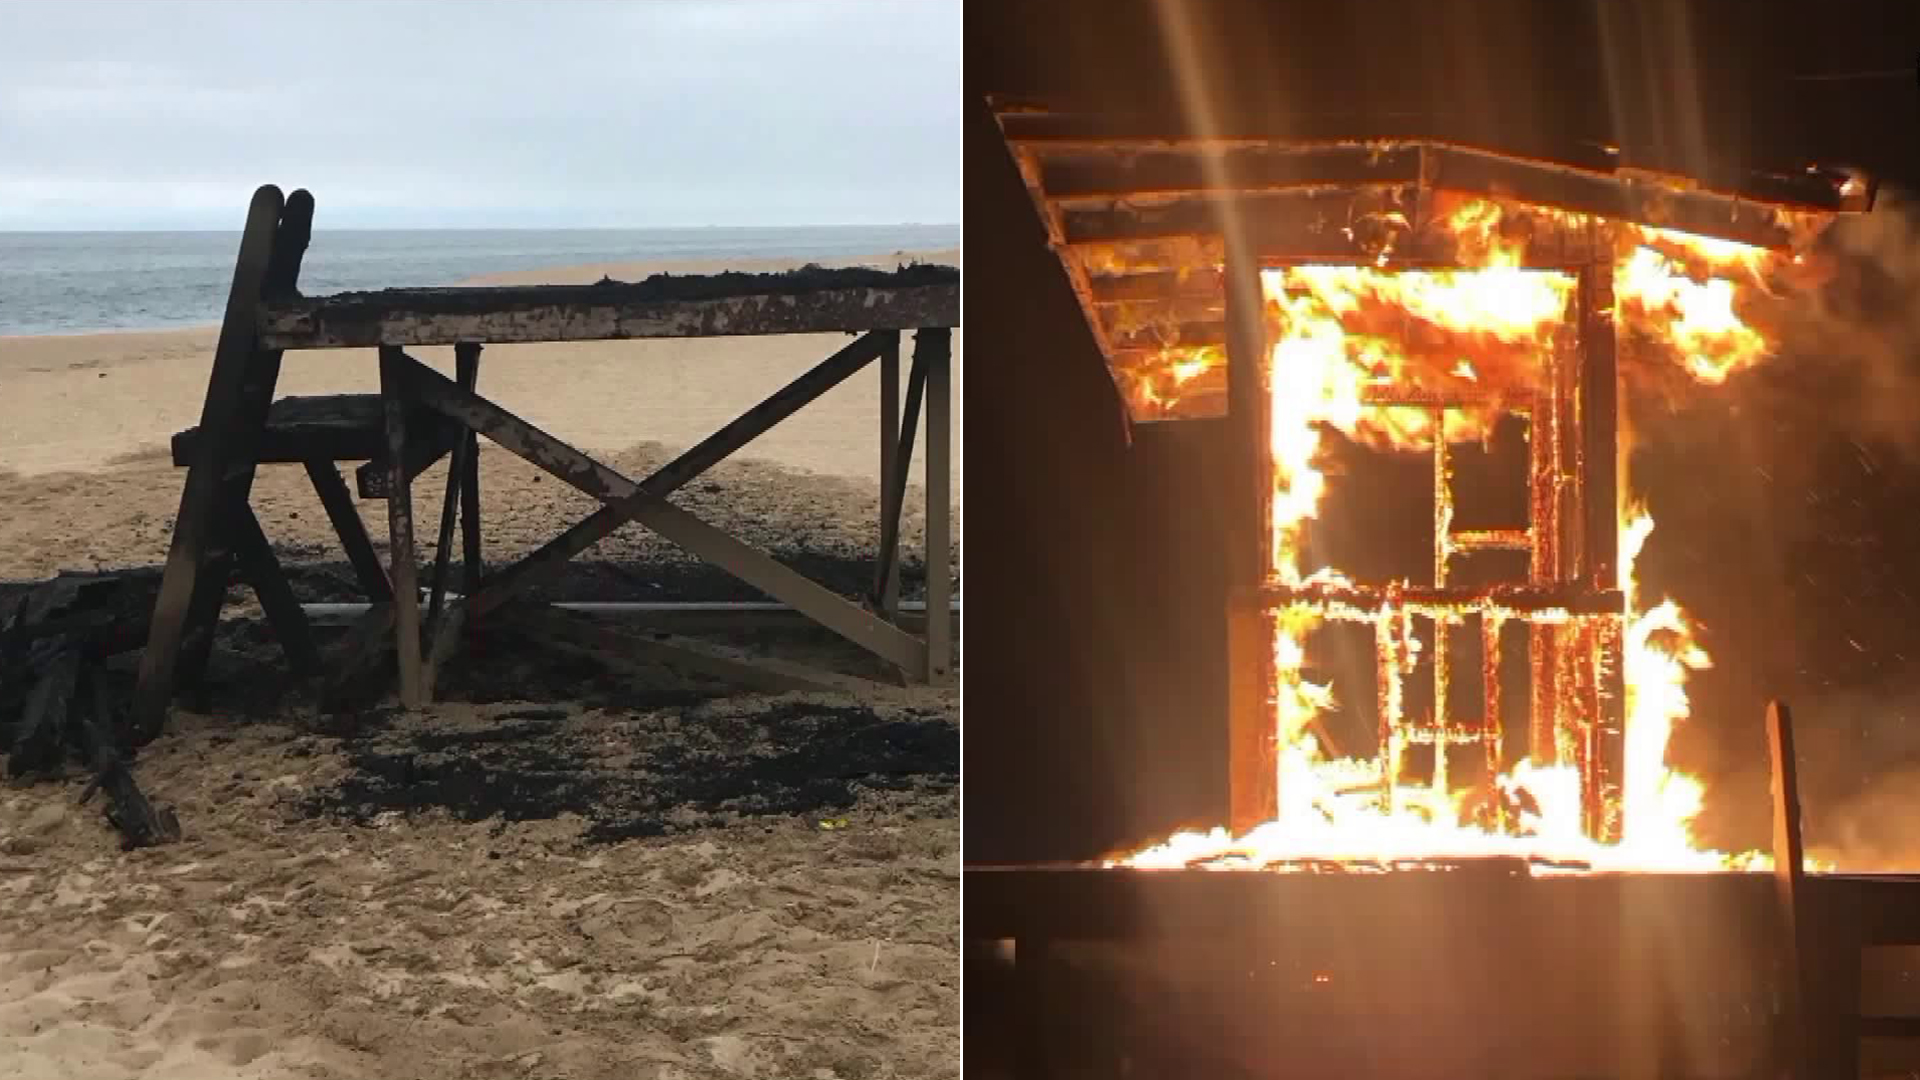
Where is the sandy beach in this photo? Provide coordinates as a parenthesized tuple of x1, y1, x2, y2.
(0, 250, 960, 1079)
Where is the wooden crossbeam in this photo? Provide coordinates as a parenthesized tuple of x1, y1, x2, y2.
(408, 332, 888, 608)
(258, 283, 959, 349)
(389, 339, 927, 672)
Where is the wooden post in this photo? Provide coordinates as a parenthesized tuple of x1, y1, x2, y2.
(1225, 240, 1277, 833)
(878, 351, 928, 611)
(1768, 700, 1813, 1080)
(380, 346, 424, 709)
(875, 332, 903, 616)
(1581, 249, 1625, 844)
(920, 328, 952, 683)
(133, 185, 286, 741)
(456, 344, 484, 593)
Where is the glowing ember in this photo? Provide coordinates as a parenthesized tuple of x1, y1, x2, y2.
(1117, 197, 1829, 875)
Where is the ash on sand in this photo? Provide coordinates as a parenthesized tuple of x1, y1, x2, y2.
(307, 699, 957, 843)
(0, 441, 959, 1080)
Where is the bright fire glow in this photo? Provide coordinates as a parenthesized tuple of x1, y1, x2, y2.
(1118, 198, 1822, 874)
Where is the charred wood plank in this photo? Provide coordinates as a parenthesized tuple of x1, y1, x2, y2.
(135, 186, 310, 742)
(260, 282, 959, 349)
(10, 648, 79, 779)
(1251, 581, 1627, 620)
(304, 460, 392, 601)
(455, 344, 484, 593)
(74, 673, 180, 849)
(231, 506, 322, 677)
(921, 328, 953, 683)
(170, 394, 441, 466)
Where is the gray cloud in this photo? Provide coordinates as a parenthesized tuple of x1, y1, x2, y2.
(0, 0, 960, 229)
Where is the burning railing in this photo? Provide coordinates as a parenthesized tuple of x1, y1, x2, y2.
(990, 106, 1872, 872)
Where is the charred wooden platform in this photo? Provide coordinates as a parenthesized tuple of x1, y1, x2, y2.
(258, 264, 959, 348)
(135, 185, 958, 739)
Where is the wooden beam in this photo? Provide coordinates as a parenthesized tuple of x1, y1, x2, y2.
(1224, 240, 1276, 833)
(921, 329, 953, 683)
(875, 332, 903, 616)
(303, 460, 391, 601)
(419, 332, 889, 607)
(171, 190, 318, 698)
(230, 505, 321, 676)
(456, 344, 484, 593)
(877, 349, 928, 611)
(1088, 269, 1225, 304)
(379, 347, 423, 709)
(133, 184, 287, 741)
(355, 418, 462, 499)
(259, 283, 959, 349)
(424, 346, 480, 653)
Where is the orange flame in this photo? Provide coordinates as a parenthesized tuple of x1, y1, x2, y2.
(1118, 197, 1825, 874)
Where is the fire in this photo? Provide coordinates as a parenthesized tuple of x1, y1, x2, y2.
(1119, 197, 1823, 874)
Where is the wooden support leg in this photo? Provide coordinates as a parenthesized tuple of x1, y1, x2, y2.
(456, 344, 484, 593)
(381, 347, 424, 709)
(231, 505, 321, 676)
(1769, 700, 1814, 1080)
(874, 331, 903, 615)
(134, 186, 312, 741)
(304, 460, 392, 601)
(920, 328, 952, 683)
(875, 351, 929, 609)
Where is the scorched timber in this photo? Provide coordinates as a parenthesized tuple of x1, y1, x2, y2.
(258, 276, 960, 349)
(1251, 581, 1626, 620)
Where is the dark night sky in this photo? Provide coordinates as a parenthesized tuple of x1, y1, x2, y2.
(962, 0, 1920, 864)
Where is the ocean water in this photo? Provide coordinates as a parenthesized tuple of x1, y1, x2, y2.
(0, 225, 959, 337)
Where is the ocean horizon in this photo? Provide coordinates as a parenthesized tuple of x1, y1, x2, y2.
(0, 224, 960, 338)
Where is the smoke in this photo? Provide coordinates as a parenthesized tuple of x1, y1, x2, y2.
(1776, 186, 1920, 459)
(1658, 187, 1920, 866)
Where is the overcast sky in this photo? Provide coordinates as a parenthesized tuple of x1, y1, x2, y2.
(0, 0, 959, 230)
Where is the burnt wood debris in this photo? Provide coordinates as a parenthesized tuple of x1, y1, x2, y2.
(0, 571, 182, 849)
